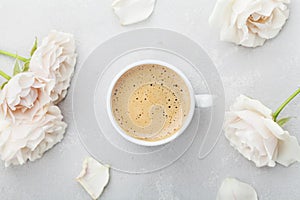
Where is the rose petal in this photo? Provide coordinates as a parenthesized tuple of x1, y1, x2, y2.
(217, 178, 258, 200)
(76, 157, 110, 200)
(276, 132, 300, 167)
(112, 0, 156, 26)
(235, 110, 272, 139)
(231, 95, 272, 118)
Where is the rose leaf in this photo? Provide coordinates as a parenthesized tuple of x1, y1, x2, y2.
(277, 117, 292, 127)
(13, 59, 21, 75)
(30, 37, 38, 57)
(23, 61, 30, 72)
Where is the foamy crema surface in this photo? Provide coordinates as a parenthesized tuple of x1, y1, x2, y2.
(111, 64, 191, 141)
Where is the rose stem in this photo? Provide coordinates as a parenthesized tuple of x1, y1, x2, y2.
(0, 50, 28, 62)
(273, 87, 300, 121)
(0, 70, 11, 80)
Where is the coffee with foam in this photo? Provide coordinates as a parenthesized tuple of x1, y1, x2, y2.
(111, 64, 191, 142)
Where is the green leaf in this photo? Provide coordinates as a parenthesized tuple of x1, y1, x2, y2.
(277, 117, 292, 127)
(0, 81, 8, 90)
(30, 37, 38, 56)
(23, 61, 30, 72)
(13, 59, 21, 75)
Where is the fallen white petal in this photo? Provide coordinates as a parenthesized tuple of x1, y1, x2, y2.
(112, 0, 156, 25)
(76, 157, 110, 200)
(217, 178, 258, 200)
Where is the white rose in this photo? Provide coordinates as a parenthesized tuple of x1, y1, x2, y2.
(0, 105, 66, 167)
(224, 95, 300, 167)
(0, 72, 67, 166)
(30, 30, 77, 104)
(209, 0, 290, 47)
(0, 72, 54, 122)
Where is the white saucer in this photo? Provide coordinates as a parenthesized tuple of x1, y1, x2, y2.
(72, 28, 225, 174)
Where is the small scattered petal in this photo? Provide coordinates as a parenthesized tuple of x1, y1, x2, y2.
(217, 178, 258, 200)
(112, 0, 156, 25)
(77, 157, 110, 200)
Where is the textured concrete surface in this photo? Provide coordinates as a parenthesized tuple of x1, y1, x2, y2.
(0, 0, 300, 199)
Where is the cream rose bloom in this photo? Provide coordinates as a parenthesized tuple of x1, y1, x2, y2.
(0, 72, 54, 122)
(0, 72, 67, 166)
(30, 30, 77, 104)
(224, 95, 300, 167)
(0, 105, 66, 167)
(209, 0, 290, 47)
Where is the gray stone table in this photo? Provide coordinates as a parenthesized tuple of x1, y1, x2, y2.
(0, 0, 299, 199)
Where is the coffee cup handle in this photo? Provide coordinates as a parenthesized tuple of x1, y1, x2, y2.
(195, 94, 214, 108)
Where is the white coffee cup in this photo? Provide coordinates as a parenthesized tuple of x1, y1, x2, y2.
(107, 60, 213, 146)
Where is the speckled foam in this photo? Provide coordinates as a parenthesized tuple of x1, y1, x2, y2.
(111, 64, 191, 141)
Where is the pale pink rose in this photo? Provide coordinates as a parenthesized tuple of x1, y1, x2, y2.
(30, 30, 76, 104)
(0, 72, 67, 166)
(0, 72, 54, 122)
(0, 105, 66, 167)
